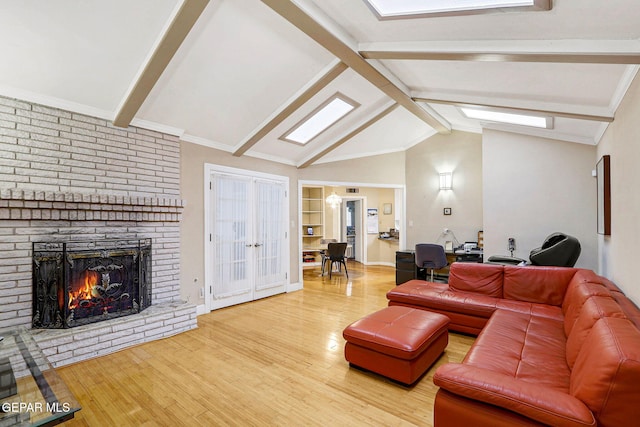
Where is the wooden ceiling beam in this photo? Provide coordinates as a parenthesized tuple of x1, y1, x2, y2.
(359, 40, 640, 64)
(113, 0, 209, 128)
(362, 51, 640, 64)
(261, 0, 451, 134)
(413, 97, 614, 123)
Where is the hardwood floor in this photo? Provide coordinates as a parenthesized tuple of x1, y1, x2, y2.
(57, 262, 474, 426)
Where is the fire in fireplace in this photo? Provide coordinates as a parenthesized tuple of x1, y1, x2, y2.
(32, 239, 151, 328)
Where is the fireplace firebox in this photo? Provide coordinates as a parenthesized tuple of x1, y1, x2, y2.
(32, 239, 152, 329)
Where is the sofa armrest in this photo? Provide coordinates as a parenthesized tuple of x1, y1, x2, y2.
(434, 364, 595, 427)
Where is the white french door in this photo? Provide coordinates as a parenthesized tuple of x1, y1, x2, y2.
(205, 165, 289, 311)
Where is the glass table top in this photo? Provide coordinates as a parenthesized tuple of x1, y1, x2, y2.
(0, 328, 80, 427)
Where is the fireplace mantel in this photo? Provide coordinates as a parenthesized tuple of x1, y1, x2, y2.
(0, 189, 185, 222)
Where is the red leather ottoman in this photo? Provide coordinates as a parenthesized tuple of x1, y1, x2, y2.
(343, 306, 449, 385)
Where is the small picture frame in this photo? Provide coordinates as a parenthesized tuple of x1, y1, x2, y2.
(443, 207, 452, 215)
(307, 227, 314, 235)
(383, 203, 392, 215)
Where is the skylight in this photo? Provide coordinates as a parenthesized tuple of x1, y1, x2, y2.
(460, 107, 551, 129)
(364, 0, 548, 18)
(281, 94, 358, 145)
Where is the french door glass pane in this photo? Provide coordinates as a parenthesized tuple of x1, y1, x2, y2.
(213, 174, 251, 297)
(254, 179, 285, 290)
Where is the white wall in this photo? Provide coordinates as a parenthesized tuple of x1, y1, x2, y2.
(405, 131, 483, 248)
(482, 129, 597, 270)
(596, 69, 640, 303)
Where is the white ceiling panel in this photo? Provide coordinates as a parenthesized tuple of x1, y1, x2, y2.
(0, 0, 179, 112)
(317, 107, 437, 163)
(137, 0, 335, 148)
(385, 60, 628, 109)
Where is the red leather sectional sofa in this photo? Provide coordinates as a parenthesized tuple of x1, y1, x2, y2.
(387, 263, 640, 426)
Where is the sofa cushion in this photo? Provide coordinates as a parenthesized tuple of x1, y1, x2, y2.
(610, 292, 640, 329)
(503, 266, 576, 306)
(496, 299, 564, 322)
(570, 269, 602, 285)
(434, 365, 596, 427)
(565, 296, 627, 369)
(562, 282, 612, 336)
(449, 263, 504, 297)
(464, 310, 569, 392)
(387, 280, 498, 319)
(570, 317, 640, 427)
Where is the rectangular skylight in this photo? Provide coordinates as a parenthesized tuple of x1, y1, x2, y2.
(460, 107, 551, 128)
(281, 94, 358, 145)
(364, 0, 547, 18)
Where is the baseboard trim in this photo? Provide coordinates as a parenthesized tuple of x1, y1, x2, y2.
(287, 282, 303, 292)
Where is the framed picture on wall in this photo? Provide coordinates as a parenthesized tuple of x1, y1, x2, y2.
(596, 155, 611, 235)
(383, 203, 392, 215)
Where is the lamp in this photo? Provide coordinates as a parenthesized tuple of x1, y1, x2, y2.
(326, 191, 342, 209)
(437, 228, 460, 250)
(439, 172, 452, 190)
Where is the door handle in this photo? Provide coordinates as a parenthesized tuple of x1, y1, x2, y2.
(254, 243, 262, 247)
(246, 244, 253, 247)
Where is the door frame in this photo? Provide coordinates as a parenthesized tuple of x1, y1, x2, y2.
(298, 179, 406, 283)
(204, 164, 290, 313)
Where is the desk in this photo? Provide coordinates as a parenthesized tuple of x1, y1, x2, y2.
(453, 248, 484, 263)
(0, 328, 80, 426)
(395, 249, 483, 285)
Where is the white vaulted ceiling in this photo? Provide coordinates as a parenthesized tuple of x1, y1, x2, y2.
(1, 0, 639, 167)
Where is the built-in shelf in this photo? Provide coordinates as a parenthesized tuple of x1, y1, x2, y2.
(301, 186, 324, 264)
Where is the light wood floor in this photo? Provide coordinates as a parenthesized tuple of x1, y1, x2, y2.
(57, 262, 474, 426)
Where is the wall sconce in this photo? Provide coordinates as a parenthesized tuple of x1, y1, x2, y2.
(326, 191, 342, 209)
(439, 172, 453, 190)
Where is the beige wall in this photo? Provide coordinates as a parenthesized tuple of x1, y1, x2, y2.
(482, 130, 597, 270)
(596, 70, 640, 303)
(320, 185, 398, 265)
(298, 151, 405, 185)
(180, 142, 299, 306)
(405, 131, 484, 248)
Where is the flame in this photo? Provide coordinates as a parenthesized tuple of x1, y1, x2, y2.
(68, 270, 100, 309)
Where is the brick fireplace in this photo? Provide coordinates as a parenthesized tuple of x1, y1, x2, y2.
(32, 238, 152, 329)
(0, 95, 197, 367)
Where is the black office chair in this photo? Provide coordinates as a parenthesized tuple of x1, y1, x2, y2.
(325, 242, 348, 279)
(530, 232, 581, 267)
(320, 239, 337, 276)
(415, 243, 448, 282)
(487, 232, 581, 267)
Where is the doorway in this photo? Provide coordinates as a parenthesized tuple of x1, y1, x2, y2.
(204, 165, 289, 311)
(342, 199, 363, 262)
